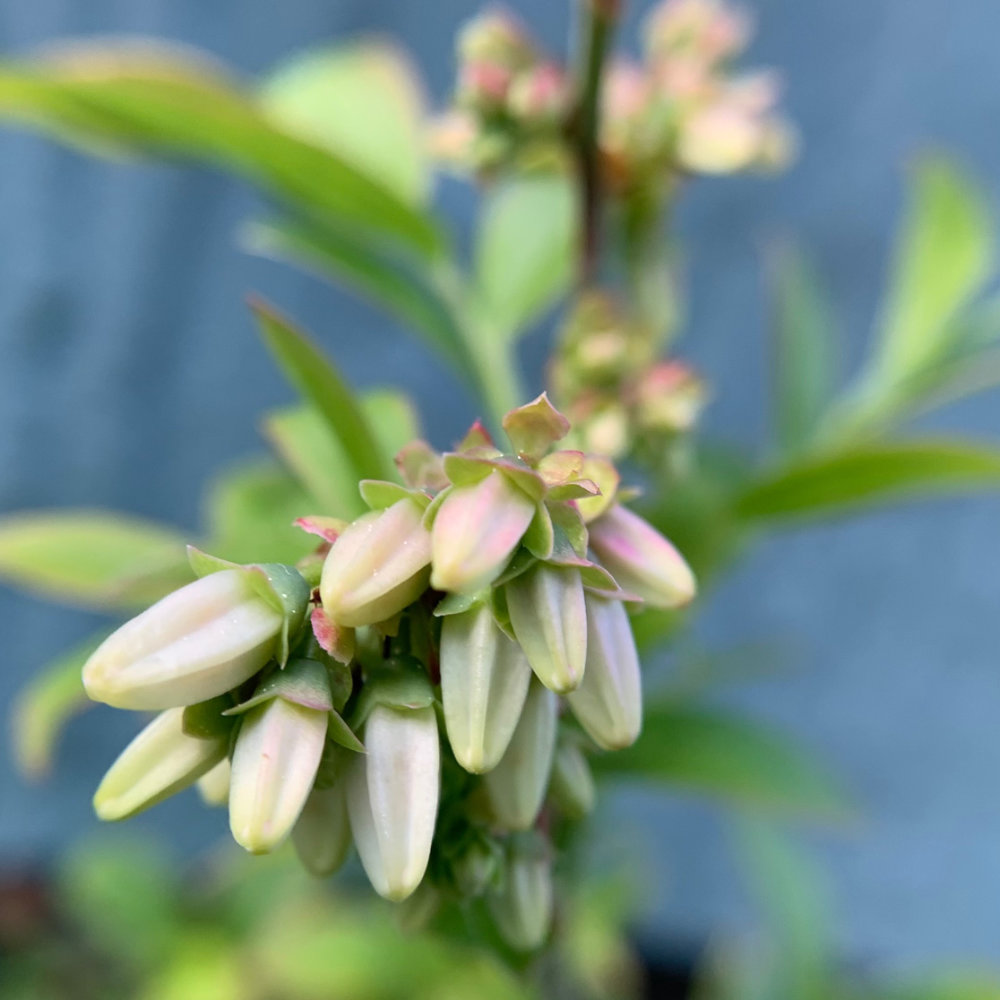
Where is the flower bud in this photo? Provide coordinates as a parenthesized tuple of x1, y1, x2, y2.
(549, 737, 596, 819)
(347, 704, 440, 901)
(484, 678, 557, 831)
(229, 697, 328, 854)
(489, 836, 553, 951)
(93, 707, 227, 821)
(452, 838, 501, 898)
(567, 596, 642, 750)
(506, 564, 587, 693)
(83, 569, 285, 710)
(320, 498, 432, 627)
(431, 471, 535, 594)
(196, 758, 231, 807)
(440, 603, 532, 773)
(292, 783, 352, 878)
(588, 503, 696, 608)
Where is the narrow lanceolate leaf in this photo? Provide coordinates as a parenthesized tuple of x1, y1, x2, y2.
(0, 43, 440, 256)
(252, 299, 395, 483)
(770, 247, 837, 454)
(0, 511, 190, 611)
(735, 440, 1000, 522)
(12, 633, 102, 778)
(244, 217, 473, 380)
(875, 157, 993, 382)
(475, 174, 576, 339)
(594, 704, 850, 821)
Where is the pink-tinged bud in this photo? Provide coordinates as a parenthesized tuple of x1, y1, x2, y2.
(677, 104, 762, 174)
(507, 63, 568, 122)
(483, 678, 557, 830)
(458, 10, 535, 70)
(645, 0, 752, 66)
(431, 471, 535, 594)
(440, 603, 532, 773)
(93, 708, 227, 821)
(347, 704, 440, 901)
(83, 569, 284, 710)
(292, 783, 352, 877)
(196, 758, 231, 807)
(489, 836, 553, 951)
(229, 698, 328, 854)
(567, 596, 642, 750)
(588, 504, 696, 608)
(633, 361, 707, 434)
(320, 498, 431, 627)
(506, 564, 587, 693)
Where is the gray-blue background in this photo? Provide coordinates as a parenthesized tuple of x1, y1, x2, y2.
(1, 0, 998, 974)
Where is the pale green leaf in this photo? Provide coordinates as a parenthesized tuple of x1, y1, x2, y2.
(0, 42, 439, 256)
(475, 173, 576, 337)
(0, 511, 190, 610)
(736, 440, 1000, 522)
(252, 299, 395, 484)
(876, 157, 993, 381)
(12, 633, 102, 778)
(260, 40, 429, 206)
(595, 703, 850, 820)
(771, 247, 837, 453)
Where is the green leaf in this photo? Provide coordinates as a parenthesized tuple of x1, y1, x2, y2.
(0, 511, 190, 611)
(12, 633, 102, 778)
(259, 41, 429, 206)
(474, 173, 576, 338)
(771, 247, 837, 454)
(595, 703, 851, 820)
(730, 817, 833, 1000)
(735, 440, 1000, 522)
(252, 299, 395, 483)
(0, 43, 439, 257)
(363, 388, 421, 467)
(875, 157, 993, 382)
(243, 216, 470, 377)
(204, 460, 317, 565)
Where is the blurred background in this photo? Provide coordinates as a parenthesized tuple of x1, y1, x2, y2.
(1, 0, 999, 989)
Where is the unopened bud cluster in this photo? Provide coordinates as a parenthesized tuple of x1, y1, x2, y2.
(431, 0, 792, 188)
(551, 292, 707, 459)
(429, 9, 570, 175)
(82, 394, 695, 951)
(603, 0, 795, 190)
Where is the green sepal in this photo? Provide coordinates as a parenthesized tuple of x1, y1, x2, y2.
(327, 708, 366, 754)
(358, 479, 430, 511)
(433, 589, 488, 618)
(579, 562, 641, 601)
(442, 453, 546, 500)
(351, 658, 435, 728)
(492, 548, 537, 589)
(501, 393, 571, 463)
(223, 657, 333, 716)
(186, 545, 240, 577)
(456, 420, 496, 453)
(522, 504, 554, 560)
(182, 696, 236, 741)
(490, 586, 515, 641)
(298, 634, 354, 711)
(250, 563, 312, 666)
(549, 502, 588, 558)
(186, 547, 310, 666)
(546, 480, 600, 501)
(421, 485, 451, 530)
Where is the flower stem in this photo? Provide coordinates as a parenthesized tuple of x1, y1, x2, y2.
(572, 0, 622, 288)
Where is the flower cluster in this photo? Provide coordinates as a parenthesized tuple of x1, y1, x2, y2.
(602, 0, 794, 190)
(431, 0, 792, 188)
(429, 9, 570, 176)
(551, 292, 707, 459)
(82, 394, 695, 950)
